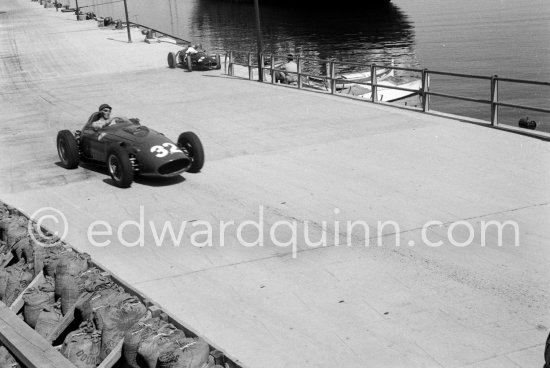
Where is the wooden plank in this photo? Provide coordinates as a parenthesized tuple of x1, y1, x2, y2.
(96, 339, 123, 368)
(10, 270, 45, 313)
(0, 301, 75, 368)
(46, 302, 77, 344)
(148, 304, 163, 318)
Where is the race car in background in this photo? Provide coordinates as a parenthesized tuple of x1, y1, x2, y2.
(167, 44, 221, 71)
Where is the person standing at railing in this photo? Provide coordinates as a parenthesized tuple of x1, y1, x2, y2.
(274, 54, 298, 84)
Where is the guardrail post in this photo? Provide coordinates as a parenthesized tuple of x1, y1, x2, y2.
(259, 53, 265, 82)
(491, 75, 499, 126)
(330, 61, 336, 94)
(270, 55, 275, 84)
(422, 68, 430, 112)
(370, 64, 378, 102)
(325, 62, 330, 91)
(223, 51, 229, 74)
(228, 51, 234, 76)
(297, 57, 302, 89)
(122, 0, 131, 43)
(247, 53, 253, 80)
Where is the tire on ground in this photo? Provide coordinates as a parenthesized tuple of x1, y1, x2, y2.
(57, 130, 80, 169)
(178, 132, 204, 173)
(106, 146, 134, 188)
(167, 52, 176, 69)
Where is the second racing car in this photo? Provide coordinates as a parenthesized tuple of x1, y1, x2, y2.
(167, 44, 221, 71)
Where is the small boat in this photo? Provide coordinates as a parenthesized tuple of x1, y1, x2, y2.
(356, 77, 422, 102)
(305, 67, 394, 91)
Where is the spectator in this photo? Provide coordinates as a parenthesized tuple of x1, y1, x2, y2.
(274, 54, 298, 84)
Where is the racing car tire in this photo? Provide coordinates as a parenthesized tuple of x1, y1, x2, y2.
(57, 130, 80, 169)
(178, 132, 204, 173)
(106, 146, 134, 188)
(167, 52, 176, 69)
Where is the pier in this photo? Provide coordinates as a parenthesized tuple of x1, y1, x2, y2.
(1, 1, 549, 367)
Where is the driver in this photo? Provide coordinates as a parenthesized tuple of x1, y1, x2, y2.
(91, 104, 113, 129)
(185, 44, 199, 56)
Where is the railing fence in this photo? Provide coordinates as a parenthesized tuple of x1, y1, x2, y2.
(225, 50, 550, 133)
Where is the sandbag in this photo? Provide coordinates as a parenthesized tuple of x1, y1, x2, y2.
(32, 243, 65, 277)
(0, 346, 21, 368)
(76, 286, 127, 323)
(42, 247, 71, 277)
(0, 269, 8, 300)
(137, 324, 189, 368)
(2, 262, 33, 306)
(0, 214, 17, 242)
(11, 236, 33, 263)
(39, 275, 56, 294)
(78, 267, 102, 287)
(23, 278, 55, 328)
(157, 338, 211, 368)
(95, 296, 147, 359)
(123, 318, 168, 368)
(78, 267, 113, 293)
(60, 321, 102, 368)
(0, 203, 8, 217)
(0, 241, 8, 256)
(55, 252, 90, 314)
(35, 302, 63, 340)
(4, 216, 28, 248)
(138, 332, 179, 368)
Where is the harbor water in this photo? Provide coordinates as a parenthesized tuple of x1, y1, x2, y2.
(78, 0, 550, 129)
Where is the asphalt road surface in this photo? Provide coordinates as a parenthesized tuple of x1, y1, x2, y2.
(1, 1, 549, 367)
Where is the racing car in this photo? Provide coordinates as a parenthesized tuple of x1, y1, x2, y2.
(56, 112, 205, 188)
(167, 47, 221, 71)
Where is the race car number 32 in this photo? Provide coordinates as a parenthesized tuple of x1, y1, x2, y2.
(150, 143, 182, 158)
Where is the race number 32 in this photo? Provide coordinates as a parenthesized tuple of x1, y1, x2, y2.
(150, 143, 182, 158)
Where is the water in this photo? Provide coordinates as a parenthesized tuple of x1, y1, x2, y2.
(80, 0, 550, 130)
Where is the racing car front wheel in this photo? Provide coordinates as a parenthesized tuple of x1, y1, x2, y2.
(106, 146, 134, 188)
(167, 52, 177, 69)
(57, 130, 79, 169)
(178, 132, 204, 173)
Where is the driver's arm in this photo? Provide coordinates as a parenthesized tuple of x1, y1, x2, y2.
(90, 120, 104, 130)
(102, 117, 115, 127)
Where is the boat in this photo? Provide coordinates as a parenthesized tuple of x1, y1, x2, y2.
(355, 77, 422, 102)
(305, 67, 395, 91)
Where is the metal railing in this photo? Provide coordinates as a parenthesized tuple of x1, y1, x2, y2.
(225, 50, 550, 131)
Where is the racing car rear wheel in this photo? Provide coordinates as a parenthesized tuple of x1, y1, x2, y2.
(167, 52, 177, 69)
(178, 132, 204, 173)
(107, 146, 134, 188)
(57, 130, 79, 169)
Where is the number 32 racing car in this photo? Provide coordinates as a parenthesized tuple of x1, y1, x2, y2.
(56, 113, 205, 188)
